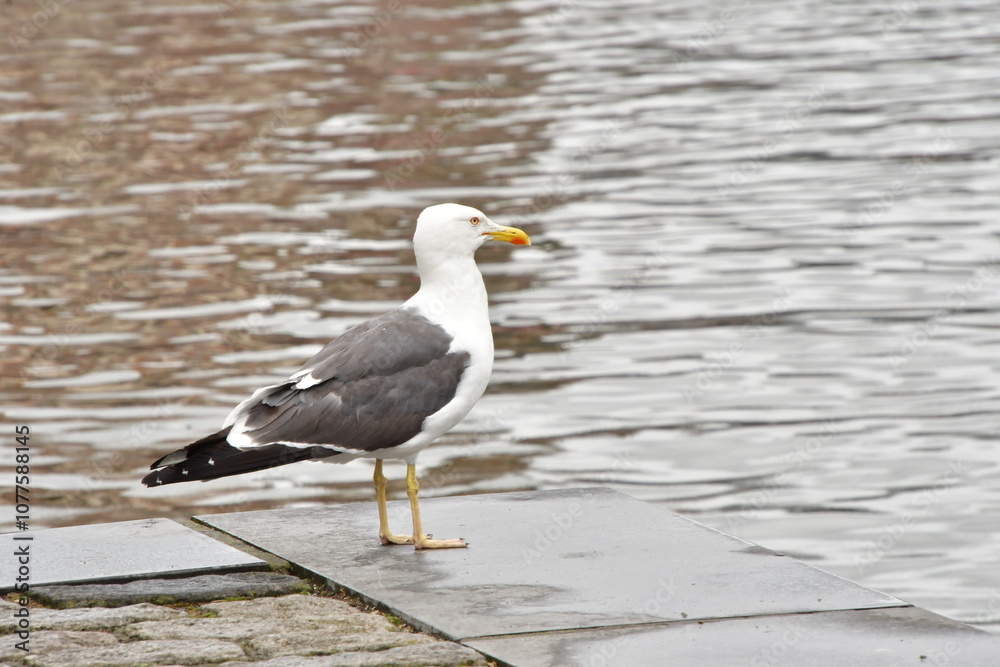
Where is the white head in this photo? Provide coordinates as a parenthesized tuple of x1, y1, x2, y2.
(412, 204, 529, 265)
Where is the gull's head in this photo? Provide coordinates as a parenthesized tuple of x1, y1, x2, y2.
(413, 203, 530, 261)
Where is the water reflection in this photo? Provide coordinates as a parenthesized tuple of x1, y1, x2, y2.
(2, 0, 1000, 632)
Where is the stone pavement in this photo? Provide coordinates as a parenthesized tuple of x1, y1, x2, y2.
(0, 518, 485, 666)
(3, 488, 999, 666)
(0, 518, 264, 587)
(0, 574, 486, 666)
(201, 488, 1000, 666)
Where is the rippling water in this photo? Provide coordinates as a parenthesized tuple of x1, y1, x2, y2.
(2, 0, 999, 632)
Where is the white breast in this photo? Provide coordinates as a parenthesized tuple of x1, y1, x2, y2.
(368, 283, 495, 463)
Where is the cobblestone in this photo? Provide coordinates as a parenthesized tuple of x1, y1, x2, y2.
(32, 573, 307, 608)
(1, 586, 486, 666)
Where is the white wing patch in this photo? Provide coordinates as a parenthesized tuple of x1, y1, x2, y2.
(292, 371, 323, 389)
(224, 428, 372, 457)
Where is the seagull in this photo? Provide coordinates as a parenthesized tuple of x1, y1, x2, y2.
(142, 203, 530, 549)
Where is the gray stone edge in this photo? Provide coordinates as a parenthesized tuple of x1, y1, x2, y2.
(0, 560, 269, 594)
(193, 518, 466, 641)
(462, 606, 998, 667)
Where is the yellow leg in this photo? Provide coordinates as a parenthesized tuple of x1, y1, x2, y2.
(406, 463, 467, 550)
(374, 460, 412, 545)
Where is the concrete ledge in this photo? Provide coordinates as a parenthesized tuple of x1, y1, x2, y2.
(467, 607, 1000, 667)
(196, 488, 1000, 666)
(198, 488, 904, 638)
(0, 518, 265, 590)
(3, 489, 996, 665)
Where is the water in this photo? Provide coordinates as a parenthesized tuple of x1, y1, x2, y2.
(2, 0, 1000, 632)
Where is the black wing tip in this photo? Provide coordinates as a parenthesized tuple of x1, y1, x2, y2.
(144, 425, 234, 477)
(140, 472, 161, 487)
(142, 443, 334, 487)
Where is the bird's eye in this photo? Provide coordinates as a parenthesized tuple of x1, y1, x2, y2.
(469, 216, 480, 226)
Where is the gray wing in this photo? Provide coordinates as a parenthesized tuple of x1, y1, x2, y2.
(224, 308, 470, 452)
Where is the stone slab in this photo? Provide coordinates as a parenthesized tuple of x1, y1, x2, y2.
(31, 572, 307, 608)
(466, 607, 1000, 667)
(198, 488, 905, 641)
(0, 518, 265, 591)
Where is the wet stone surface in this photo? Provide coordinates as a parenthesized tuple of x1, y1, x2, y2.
(199, 488, 906, 640)
(195, 489, 1000, 665)
(0, 519, 265, 591)
(467, 607, 1000, 667)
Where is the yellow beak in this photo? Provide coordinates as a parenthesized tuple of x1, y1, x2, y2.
(483, 225, 531, 246)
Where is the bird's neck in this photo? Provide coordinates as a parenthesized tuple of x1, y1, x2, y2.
(408, 254, 489, 327)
